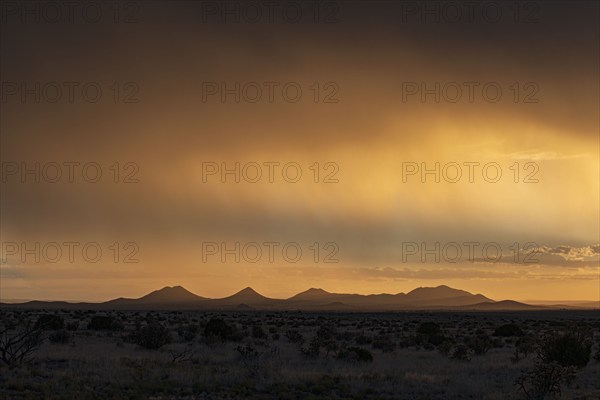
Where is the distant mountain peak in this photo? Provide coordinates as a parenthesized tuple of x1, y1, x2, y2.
(407, 285, 469, 296)
(402, 285, 493, 306)
(227, 287, 269, 299)
(138, 285, 204, 303)
(157, 285, 185, 291)
(305, 288, 330, 294)
(237, 287, 260, 295)
(289, 287, 334, 301)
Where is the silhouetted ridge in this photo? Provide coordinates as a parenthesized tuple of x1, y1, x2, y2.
(214, 287, 275, 305)
(288, 288, 333, 301)
(4, 284, 591, 311)
(137, 286, 205, 303)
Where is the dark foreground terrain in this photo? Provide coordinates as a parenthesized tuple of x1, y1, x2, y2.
(1, 309, 599, 399)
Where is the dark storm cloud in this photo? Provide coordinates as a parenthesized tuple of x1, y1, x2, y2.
(1, 1, 598, 300)
(1, 1, 598, 152)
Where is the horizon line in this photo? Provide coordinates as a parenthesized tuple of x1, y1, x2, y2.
(1, 284, 599, 304)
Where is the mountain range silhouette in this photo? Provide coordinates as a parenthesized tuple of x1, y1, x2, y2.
(4, 284, 597, 310)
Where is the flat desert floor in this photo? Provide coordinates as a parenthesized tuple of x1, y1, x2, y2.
(1, 309, 598, 399)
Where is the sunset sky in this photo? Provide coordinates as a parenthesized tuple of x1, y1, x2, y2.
(1, 1, 598, 302)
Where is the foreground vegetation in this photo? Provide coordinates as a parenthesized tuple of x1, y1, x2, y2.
(1, 309, 599, 399)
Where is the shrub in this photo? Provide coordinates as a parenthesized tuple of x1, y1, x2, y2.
(542, 330, 592, 368)
(35, 314, 64, 330)
(177, 324, 199, 342)
(512, 335, 537, 363)
(355, 333, 371, 345)
(493, 323, 523, 337)
(48, 329, 70, 344)
(252, 325, 267, 340)
(87, 315, 123, 331)
(204, 318, 233, 342)
(0, 323, 44, 368)
(134, 323, 172, 349)
(516, 330, 591, 399)
(437, 340, 453, 356)
(236, 344, 260, 364)
(236, 344, 263, 378)
(301, 336, 321, 358)
(451, 344, 471, 361)
(415, 323, 446, 349)
(284, 329, 304, 344)
(417, 322, 440, 335)
(315, 326, 338, 356)
(466, 334, 492, 355)
(427, 333, 446, 346)
(516, 362, 576, 399)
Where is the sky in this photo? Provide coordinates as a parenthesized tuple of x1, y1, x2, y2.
(1, 1, 598, 302)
